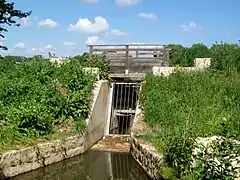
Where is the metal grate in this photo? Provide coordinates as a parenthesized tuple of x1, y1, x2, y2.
(109, 82, 139, 135)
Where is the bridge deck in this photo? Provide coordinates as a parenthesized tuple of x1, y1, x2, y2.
(88, 44, 169, 75)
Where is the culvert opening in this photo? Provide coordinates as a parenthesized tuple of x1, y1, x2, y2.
(109, 82, 139, 135)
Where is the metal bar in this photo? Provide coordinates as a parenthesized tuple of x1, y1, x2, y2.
(125, 84, 131, 134)
(122, 83, 127, 134)
(114, 109, 136, 113)
(115, 82, 138, 85)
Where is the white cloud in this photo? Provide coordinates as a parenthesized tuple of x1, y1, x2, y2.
(86, 36, 104, 45)
(21, 17, 32, 27)
(31, 48, 38, 52)
(138, 12, 159, 20)
(32, 44, 55, 54)
(109, 29, 127, 36)
(68, 16, 109, 34)
(14, 42, 25, 49)
(38, 18, 58, 28)
(84, 0, 98, 3)
(44, 44, 53, 50)
(116, 0, 141, 6)
(181, 22, 202, 31)
(63, 41, 75, 46)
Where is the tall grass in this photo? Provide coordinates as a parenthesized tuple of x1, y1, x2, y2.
(139, 71, 240, 178)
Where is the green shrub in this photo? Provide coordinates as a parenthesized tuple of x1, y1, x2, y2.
(0, 54, 108, 150)
(210, 42, 240, 72)
(140, 71, 240, 179)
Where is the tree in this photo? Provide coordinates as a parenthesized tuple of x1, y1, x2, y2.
(0, 0, 31, 50)
(185, 43, 210, 66)
(168, 44, 188, 66)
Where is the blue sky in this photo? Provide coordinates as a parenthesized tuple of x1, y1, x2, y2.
(1, 0, 240, 57)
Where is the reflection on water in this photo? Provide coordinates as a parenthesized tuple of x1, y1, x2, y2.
(11, 150, 151, 180)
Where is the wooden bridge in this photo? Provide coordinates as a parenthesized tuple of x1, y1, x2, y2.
(88, 44, 169, 79)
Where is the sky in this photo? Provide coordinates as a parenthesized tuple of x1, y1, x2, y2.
(0, 0, 240, 57)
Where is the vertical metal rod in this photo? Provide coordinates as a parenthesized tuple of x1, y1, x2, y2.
(114, 83, 120, 134)
(105, 83, 114, 135)
(122, 83, 127, 135)
(129, 83, 136, 133)
(125, 84, 130, 135)
(119, 83, 123, 134)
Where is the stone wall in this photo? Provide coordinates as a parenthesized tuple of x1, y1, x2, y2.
(0, 80, 109, 178)
(131, 138, 163, 180)
(130, 104, 164, 180)
(0, 135, 84, 178)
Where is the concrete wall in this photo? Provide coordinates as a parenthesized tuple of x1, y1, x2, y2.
(152, 66, 206, 77)
(84, 80, 109, 150)
(0, 80, 110, 178)
(194, 58, 211, 68)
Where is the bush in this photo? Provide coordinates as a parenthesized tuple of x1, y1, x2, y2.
(0, 54, 108, 150)
(210, 42, 240, 72)
(140, 71, 240, 179)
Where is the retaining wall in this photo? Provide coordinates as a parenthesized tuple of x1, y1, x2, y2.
(131, 138, 164, 180)
(0, 80, 109, 178)
(130, 105, 164, 180)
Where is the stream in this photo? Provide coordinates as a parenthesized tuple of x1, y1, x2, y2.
(10, 150, 151, 180)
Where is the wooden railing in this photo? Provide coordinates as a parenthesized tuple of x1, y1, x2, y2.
(88, 44, 169, 73)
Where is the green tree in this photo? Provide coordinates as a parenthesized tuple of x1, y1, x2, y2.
(168, 44, 187, 66)
(0, 0, 31, 50)
(186, 43, 210, 66)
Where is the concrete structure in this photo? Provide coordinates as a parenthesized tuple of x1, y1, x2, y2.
(0, 80, 110, 178)
(84, 80, 109, 150)
(194, 58, 211, 68)
(152, 66, 206, 77)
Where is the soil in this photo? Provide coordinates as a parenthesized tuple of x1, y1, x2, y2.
(91, 136, 131, 153)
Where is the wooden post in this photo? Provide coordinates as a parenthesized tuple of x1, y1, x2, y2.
(125, 44, 129, 71)
(89, 45, 93, 54)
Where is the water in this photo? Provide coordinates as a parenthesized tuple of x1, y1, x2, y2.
(11, 150, 151, 180)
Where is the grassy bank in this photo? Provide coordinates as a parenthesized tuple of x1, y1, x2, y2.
(139, 71, 240, 179)
(0, 54, 108, 152)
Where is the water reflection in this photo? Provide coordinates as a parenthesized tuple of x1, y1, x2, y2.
(11, 150, 151, 180)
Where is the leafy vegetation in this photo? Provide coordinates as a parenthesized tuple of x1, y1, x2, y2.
(0, 54, 108, 151)
(139, 42, 240, 179)
(168, 42, 240, 69)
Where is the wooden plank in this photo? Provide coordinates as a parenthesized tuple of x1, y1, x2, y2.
(108, 59, 126, 63)
(131, 57, 165, 61)
(137, 52, 164, 55)
(88, 44, 166, 47)
(109, 63, 161, 68)
(93, 48, 165, 52)
(130, 59, 163, 63)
